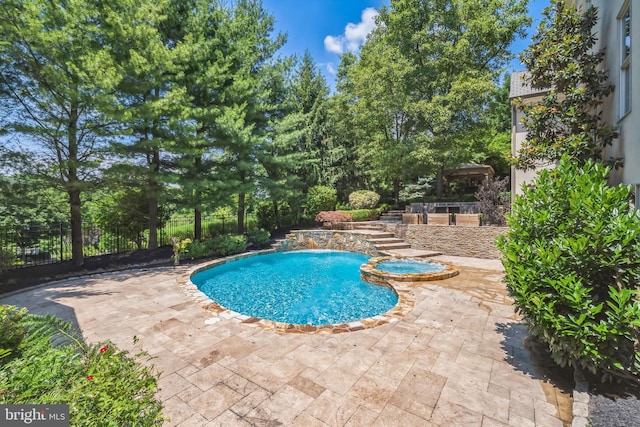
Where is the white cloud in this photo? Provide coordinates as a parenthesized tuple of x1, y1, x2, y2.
(324, 35, 344, 55)
(326, 63, 337, 75)
(324, 7, 378, 55)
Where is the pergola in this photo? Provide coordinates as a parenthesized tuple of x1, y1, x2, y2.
(442, 163, 495, 186)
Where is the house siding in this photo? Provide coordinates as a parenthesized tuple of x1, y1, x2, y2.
(511, 0, 639, 193)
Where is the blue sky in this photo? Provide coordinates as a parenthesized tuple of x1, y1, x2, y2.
(262, 0, 550, 90)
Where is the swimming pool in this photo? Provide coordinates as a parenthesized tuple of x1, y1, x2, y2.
(190, 250, 398, 326)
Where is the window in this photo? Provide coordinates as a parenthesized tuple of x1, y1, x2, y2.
(619, 1, 631, 116)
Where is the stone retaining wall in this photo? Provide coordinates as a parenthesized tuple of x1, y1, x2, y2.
(276, 225, 507, 259)
(276, 230, 379, 256)
(382, 224, 506, 259)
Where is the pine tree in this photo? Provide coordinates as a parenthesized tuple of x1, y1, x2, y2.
(0, 0, 129, 265)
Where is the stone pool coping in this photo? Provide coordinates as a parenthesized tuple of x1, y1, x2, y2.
(176, 249, 416, 334)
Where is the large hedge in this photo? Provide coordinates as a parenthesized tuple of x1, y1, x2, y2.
(497, 158, 640, 382)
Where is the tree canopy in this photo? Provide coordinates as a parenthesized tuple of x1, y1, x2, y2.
(335, 0, 530, 202)
(513, 0, 618, 170)
(0, 0, 531, 257)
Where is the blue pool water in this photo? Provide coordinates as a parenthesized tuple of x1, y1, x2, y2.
(376, 259, 444, 274)
(191, 250, 398, 326)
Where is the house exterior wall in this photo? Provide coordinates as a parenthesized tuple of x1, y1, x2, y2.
(585, 0, 639, 191)
(511, 0, 638, 201)
(509, 71, 552, 195)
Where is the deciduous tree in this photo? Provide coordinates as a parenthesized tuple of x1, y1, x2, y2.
(343, 0, 529, 202)
(513, 0, 618, 170)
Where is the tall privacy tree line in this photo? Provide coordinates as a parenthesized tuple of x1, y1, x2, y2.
(0, 0, 529, 266)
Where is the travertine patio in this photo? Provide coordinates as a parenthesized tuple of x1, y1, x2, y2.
(0, 255, 573, 426)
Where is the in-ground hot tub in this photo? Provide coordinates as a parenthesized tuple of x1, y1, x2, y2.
(360, 256, 459, 285)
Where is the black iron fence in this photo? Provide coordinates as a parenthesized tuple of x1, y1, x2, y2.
(0, 215, 256, 271)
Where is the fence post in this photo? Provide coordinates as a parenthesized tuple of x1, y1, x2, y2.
(222, 216, 225, 234)
(116, 224, 120, 254)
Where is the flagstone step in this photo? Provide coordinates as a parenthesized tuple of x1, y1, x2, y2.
(380, 248, 442, 258)
(368, 237, 406, 245)
(374, 242, 412, 251)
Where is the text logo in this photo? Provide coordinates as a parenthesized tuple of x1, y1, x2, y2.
(1, 405, 69, 426)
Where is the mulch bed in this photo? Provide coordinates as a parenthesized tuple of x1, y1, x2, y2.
(0, 246, 176, 295)
(0, 227, 297, 296)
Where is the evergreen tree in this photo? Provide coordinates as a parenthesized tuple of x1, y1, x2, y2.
(0, 0, 128, 265)
(168, 0, 234, 240)
(290, 51, 334, 190)
(326, 52, 370, 200)
(213, 0, 286, 234)
(105, 0, 175, 249)
(255, 59, 306, 229)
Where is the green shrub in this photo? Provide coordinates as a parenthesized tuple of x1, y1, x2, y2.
(339, 209, 378, 222)
(305, 186, 337, 218)
(184, 240, 210, 258)
(256, 202, 277, 231)
(256, 201, 297, 232)
(209, 234, 247, 256)
(0, 306, 163, 425)
(497, 157, 640, 382)
(247, 229, 271, 248)
(0, 248, 17, 271)
(348, 190, 380, 209)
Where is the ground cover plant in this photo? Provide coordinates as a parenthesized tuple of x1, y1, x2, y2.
(0, 305, 163, 425)
(497, 158, 640, 382)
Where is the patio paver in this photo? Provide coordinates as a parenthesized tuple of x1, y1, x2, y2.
(0, 256, 573, 426)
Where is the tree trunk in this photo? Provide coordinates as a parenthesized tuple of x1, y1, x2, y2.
(194, 155, 202, 240)
(436, 167, 444, 198)
(393, 179, 400, 208)
(194, 208, 202, 241)
(69, 188, 83, 267)
(148, 147, 160, 249)
(237, 192, 245, 234)
(272, 199, 280, 230)
(148, 195, 158, 249)
(148, 88, 161, 249)
(68, 102, 84, 267)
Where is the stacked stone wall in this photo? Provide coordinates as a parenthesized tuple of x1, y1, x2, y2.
(276, 225, 507, 259)
(276, 230, 379, 256)
(382, 224, 506, 259)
